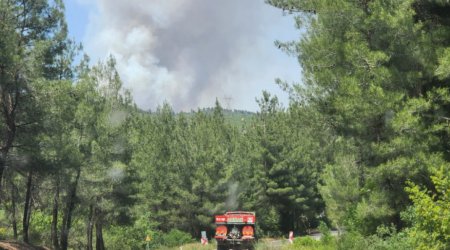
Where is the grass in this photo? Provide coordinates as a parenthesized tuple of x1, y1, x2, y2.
(162, 237, 336, 250)
(157, 242, 214, 250)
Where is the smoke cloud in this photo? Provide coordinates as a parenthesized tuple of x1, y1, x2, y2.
(226, 182, 240, 210)
(81, 0, 299, 111)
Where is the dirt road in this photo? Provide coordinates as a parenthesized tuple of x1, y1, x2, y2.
(0, 240, 49, 250)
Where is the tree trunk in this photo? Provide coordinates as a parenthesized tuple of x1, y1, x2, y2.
(60, 168, 81, 250)
(51, 176, 60, 250)
(22, 170, 33, 243)
(86, 204, 94, 250)
(95, 208, 105, 250)
(10, 179, 18, 239)
(0, 90, 18, 201)
(0, 151, 8, 201)
(0, 160, 4, 199)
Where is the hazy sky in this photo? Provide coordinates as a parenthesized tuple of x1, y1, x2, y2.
(64, 0, 301, 112)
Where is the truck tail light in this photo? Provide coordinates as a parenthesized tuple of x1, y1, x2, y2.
(242, 226, 254, 237)
(215, 225, 227, 237)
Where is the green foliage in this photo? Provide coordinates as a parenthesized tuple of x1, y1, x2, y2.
(336, 231, 367, 250)
(257, 206, 281, 237)
(293, 237, 321, 248)
(335, 228, 413, 250)
(318, 154, 362, 229)
(104, 226, 145, 250)
(318, 221, 331, 245)
(105, 226, 193, 249)
(405, 167, 450, 250)
(269, 0, 450, 237)
(435, 46, 450, 80)
(242, 92, 326, 235)
(104, 213, 158, 249)
(29, 210, 52, 245)
(160, 229, 194, 247)
(180, 108, 254, 127)
(0, 0, 449, 248)
(282, 236, 335, 250)
(0, 209, 10, 240)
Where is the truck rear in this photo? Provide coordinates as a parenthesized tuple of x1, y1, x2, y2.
(214, 211, 256, 250)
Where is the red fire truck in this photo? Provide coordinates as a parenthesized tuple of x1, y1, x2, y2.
(214, 211, 256, 250)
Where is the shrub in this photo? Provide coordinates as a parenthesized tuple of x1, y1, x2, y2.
(336, 227, 413, 250)
(161, 229, 193, 247)
(281, 236, 334, 250)
(336, 231, 368, 250)
(294, 236, 320, 247)
(105, 213, 161, 250)
(29, 210, 52, 245)
(318, 221, 332, 244)
(0, 209, 10, 240)
(405, 167, 450, 250)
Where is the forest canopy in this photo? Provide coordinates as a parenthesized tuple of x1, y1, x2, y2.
(0, 0, 449, 249)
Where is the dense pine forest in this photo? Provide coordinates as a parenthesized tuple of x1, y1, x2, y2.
(0, 0, 449, 249)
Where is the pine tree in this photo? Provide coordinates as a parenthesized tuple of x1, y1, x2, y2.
(268, 0, 450, 233)
(0, 0, 66, 201)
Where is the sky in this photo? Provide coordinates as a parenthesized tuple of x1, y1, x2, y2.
(64, 0, 301, 112)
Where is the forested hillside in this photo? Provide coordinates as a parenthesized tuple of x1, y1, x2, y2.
(179, 108, 254, 127)
(0, 0, 449, 250)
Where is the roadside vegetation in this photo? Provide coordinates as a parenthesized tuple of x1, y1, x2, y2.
(0, 0, 448, 249)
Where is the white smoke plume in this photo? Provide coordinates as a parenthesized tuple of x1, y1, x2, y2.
(80, 0, 299, 111)
(226, 182, 240, 210)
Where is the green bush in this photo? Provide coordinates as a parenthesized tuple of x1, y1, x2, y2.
(405, 167, 450, 250)
(336, 228, 413, 250)
(0, 209, 10, 240)
(105, 213, 161, 249)
(294, 236, 320, 247)
(336, 231, 367, 250)
(161, 229, 193, 247)
(318, 221, 332, 245)
(281, 236, 334, 250)
(105, 225, 147, 250)
(29, 210, 52, 245)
